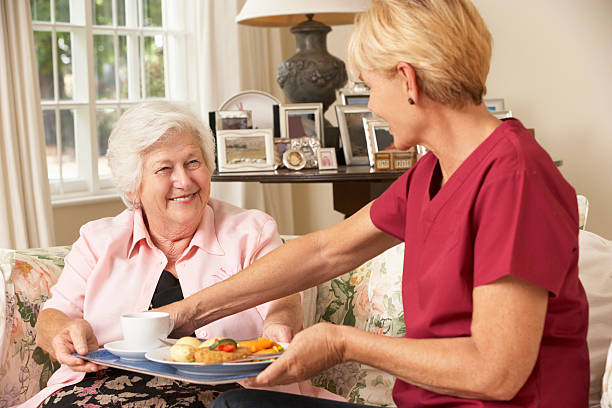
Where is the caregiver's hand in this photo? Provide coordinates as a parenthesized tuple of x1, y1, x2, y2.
(248, 322, 345, 386)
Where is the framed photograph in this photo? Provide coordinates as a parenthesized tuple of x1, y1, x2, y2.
(484, 98, 505, 112)
(317, 147, 338, 170)
(363, 117, 395, 167)
(336, 105, 374, 165)
(215, 110, 253, 130)
(279, 103, 323, 142)
(274, 138, 291, 167)
(492, 109, 513, 119)
(335, 88, 370, 106)
(282, 149, 306, 171)
(217, 129, 275, 172)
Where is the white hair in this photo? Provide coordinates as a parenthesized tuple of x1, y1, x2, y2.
(107, 101, 216, 209)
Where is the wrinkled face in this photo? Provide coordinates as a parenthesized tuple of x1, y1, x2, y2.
(361, 68, 418, 150)
(135, 130, 210, 233)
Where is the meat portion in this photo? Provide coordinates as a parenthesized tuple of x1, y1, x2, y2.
(194, 346, 252, 364)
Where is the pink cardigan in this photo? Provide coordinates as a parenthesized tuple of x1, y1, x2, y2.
(19, 199, 345, 407)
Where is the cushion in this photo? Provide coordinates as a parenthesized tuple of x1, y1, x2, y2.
(311, 243, 405, 407)
(602, 341, 612, 407)
(0, 247, 69, 406)
(577, 230, 612, 407)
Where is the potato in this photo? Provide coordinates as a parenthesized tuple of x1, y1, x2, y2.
(169, 343, 196, 362)
(175, 336, 202, 349)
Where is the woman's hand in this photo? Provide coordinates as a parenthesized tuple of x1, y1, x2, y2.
(248, 322, 345, 386)
(262, 322, 294, 343)
(50, 318, 105, 372)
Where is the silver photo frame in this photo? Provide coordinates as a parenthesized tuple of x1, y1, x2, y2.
(279, 103, 323, 143)
(215, 110, 253, 130)
(336, 105, 374, 165)
(216, 129, 275, 172)
(363, 117, 395, 167)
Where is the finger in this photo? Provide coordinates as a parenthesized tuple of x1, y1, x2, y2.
(69, 326, 90, 355)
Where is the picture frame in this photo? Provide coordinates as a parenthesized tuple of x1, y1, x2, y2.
(484, 98, 505, 112)
(335, 88, 370, 106)
(336, 105, 374, 165)
(279, 103, 323, 142)
(215, 110, 253, 130)
(282, 149, 306, 171)
(273, 138, 291, 167)
(492, 109, 513, 119)
(216, 129, 275, 172)
(317, 147, 338, 170)
(363, 117, 395, 167)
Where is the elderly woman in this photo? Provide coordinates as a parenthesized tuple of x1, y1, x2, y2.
(22, 102, 339, 407)
(161, 1, 589, 407)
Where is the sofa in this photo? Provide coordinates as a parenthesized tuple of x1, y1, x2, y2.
(2, 232, 612, 407)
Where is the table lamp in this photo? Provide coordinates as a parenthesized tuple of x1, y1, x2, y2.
(236, 0, 370, 113)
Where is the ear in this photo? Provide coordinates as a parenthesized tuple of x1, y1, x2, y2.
(126, 191, 140, 207)
(396, 62, 419, 104)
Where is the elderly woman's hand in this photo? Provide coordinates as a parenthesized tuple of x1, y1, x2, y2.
(248, 322, 345, 387)
(51, 318, 106, 372)
(262, 323, 294, 343)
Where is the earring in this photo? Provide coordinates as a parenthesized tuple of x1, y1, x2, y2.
(133, 202, 141, 209)
(408, 97, 415, 105)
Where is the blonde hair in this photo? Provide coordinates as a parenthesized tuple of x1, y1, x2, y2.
(107, 101, 216, 209)
(347, 0, 492, 108)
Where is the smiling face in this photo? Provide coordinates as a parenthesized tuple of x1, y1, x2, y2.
(133, 130, 211, 237)
(361, 68, 420, 151)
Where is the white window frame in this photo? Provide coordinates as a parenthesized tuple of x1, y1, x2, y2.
(32, 0, 197, 206)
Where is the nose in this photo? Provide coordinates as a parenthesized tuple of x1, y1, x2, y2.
(171, 166, 193, 189)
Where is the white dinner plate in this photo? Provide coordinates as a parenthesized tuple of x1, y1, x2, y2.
(218, 90, 281, 130)
(145, 343, 286, 376)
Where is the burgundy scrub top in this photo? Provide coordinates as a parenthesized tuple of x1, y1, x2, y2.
(370, 119, 589, 407)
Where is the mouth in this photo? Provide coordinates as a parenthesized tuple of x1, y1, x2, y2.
(168, 192, 197, 202)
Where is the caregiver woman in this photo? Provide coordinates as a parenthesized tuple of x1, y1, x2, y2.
(165, 1, 590, 407)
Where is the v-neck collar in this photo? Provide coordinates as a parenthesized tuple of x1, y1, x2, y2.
(421, 119, 515, 226)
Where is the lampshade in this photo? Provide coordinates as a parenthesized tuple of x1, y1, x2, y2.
(235, 0, 370, 27)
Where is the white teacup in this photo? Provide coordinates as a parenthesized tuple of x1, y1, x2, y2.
(120, 312, 174, 351)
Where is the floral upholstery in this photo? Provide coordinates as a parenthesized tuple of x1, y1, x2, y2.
(0, 247, 69, 407)
(310, 244, 405, 407)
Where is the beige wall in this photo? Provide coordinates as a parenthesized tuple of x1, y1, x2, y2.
(53, 199, 125, 245)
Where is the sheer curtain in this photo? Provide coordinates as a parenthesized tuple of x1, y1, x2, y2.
(195, 0, 295, 234)
(0, 1, 55, 249)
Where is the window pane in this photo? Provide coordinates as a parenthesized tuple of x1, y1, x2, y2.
(55, 0, 70, 22)
(144, 35, 165, 98)
(34, 31, 54, 100)
(143, 0, 162, 27)
(30, 0, 50, 22)
(93, 0, 112, 25)
(43, 110, 59, 180)
(94, 35, 116, 99)
(57, 32, 73, 100)
(96, 109, 117, 177)
(116, 0, 126, 26)
(60, 109, 77, 179)
(118, 36, 128, 99)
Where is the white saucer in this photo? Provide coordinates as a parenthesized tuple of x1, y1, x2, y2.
(104, 340, 152, 361)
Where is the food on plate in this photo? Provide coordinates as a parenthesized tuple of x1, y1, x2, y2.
(175, 336, 202, 349)
(169, 337, 284, 363)
(169, 343, 197, 362)
(238, 337, 284, 354)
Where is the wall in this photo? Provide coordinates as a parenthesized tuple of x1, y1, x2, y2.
(293, 0, 612, 238)
(53, 199, 125, 245)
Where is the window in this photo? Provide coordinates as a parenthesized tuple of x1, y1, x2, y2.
(31, 0, 195, 203)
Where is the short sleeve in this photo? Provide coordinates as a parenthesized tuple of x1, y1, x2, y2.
(473, 170, 579, 296)
(370, 169, 413, 241)
(43, 227, 98, 318)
